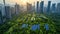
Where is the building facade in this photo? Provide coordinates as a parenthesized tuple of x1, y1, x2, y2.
(27, 3, 32, 13)
(47, 1, 51, 14)
(51, 3, 56, 13)
(0, 6, 3, 23)
(36, 1, 39, 13)
(5, 6, 11, 19)
(40, 1, 44, 14)
(57, 3, 60, 13)
(15, 3, 20, 15)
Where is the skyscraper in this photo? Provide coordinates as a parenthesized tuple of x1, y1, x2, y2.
(15, 3, 20, 15)
(27, 2, 32, 13)
(32, 2, 35, 12)
(47, 1, 51, 14)
(3, 0, 7, 23)
(51, 3, 56, 13)
(0, 6, 3, 23)
(0, 4, 7, 23)
(3, 0, 5, 5)
(10, 7, 15, 15)
(36, 1, 39, 13)
(57, 3, 60, 13)
(40, 1, 44, 14)
(3, 0, 6, 16)
(5, 6, 11, 19)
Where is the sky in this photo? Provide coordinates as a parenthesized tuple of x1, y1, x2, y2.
(0, 0, 60, 5)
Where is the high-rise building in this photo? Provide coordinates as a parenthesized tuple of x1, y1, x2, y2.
(0, 4, 7, 23)
(51, 3, 56, 13)
(27, 3, 32, 13)
(57, 3, 60, 13)
(10, 7, 15, 15)
(36, 1, 39, 13)
(3, 0, 5, 5)
(5, 6, 11, 19)
(0, 6, 3, 23)
(32, 5, 35, 12)
(47, 1, 51, 14)
(32, 2, 35, 12)
(44, 7, 47, 14)
(3, 0, 6, 17)
(15, 3, 20, 15)
(40, 1, 44, 14)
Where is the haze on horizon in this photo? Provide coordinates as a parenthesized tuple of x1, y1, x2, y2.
(0, 0, 60, 5)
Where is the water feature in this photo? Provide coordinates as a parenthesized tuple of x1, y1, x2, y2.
(21, 24, 28, 28)
(21, 24, 49, 31)
(44, 24, 49, 31)
(31, 24, 40, 31)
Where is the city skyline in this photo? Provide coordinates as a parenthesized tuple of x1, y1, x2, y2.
(0, 0, 60, 33)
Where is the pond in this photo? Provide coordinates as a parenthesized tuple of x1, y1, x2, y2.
(21, 24, 49, 31)
(44, 24, 49, 30)
(31, 24, 40, 31)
